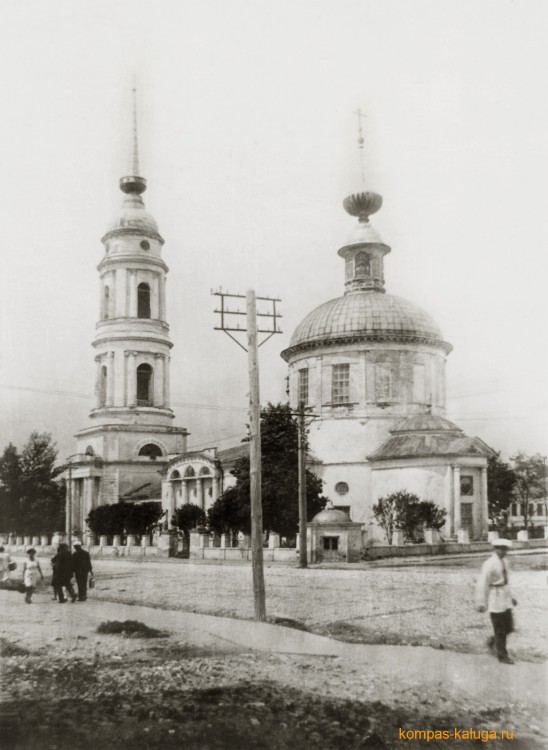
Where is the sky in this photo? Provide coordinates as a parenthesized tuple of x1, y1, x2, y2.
(0, 0, 546, 463)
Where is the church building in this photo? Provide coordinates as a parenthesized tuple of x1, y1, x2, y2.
(66, 93, 188, 534)
(282, 189, 493, 543)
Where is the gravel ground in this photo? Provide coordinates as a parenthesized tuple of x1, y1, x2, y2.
(82, 552, 548, 661)
(1, 552, 546, 749)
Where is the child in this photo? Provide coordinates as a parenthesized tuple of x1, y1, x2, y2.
(22, 548, 44, 603)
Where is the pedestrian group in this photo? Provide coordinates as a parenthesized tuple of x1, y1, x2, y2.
(5, 542, 94, 605)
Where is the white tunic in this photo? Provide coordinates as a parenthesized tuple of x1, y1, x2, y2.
(475, 553, 513, 613)
(23, 560, 41, 588)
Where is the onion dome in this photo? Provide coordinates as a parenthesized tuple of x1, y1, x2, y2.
(281, 189, 452, 360)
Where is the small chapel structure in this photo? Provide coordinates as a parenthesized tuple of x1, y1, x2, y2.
(281, 189, 493, 543)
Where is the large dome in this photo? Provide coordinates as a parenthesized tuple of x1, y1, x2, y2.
(282, 292, 452, 359)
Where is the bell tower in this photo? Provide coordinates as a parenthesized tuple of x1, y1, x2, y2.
(69, 88, 188, 529)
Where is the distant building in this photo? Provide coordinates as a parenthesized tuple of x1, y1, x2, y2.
(66, 93, 188, 534)
(282, 190, 493, 543)
(161, 444, 248, 526)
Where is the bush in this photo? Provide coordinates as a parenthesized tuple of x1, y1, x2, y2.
(86, 501, 163, 537)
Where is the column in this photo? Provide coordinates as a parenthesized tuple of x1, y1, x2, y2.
(124, 351, 129, 406)
(160, 274, 166, 321)
(94, 356, 102, 408)
(453, 465, 461, 534)
(127, 351, 137, 407)
(125, 269, 131, 317)
(183, 480, 189, 505)
(164, 354, 170, 407)
(154, 353, 164, 406)
(213, 475, 221, 503)
(106, 352, 115, 407)
(128, 271, 136, 317)
(154, 274, 161, 319)
(199, 479, 205, 510)
(480, 466, 488, 538)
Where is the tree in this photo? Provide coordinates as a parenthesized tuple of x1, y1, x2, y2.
(0, 443, 22, 532)
(123, 501, 164, 536)
(207, 403, 328, 538)
(18, 432, 65, 535)
(172, 503, 207, 546)
(87, 501, 164, 538)
(419, 500, 447, 531)
(511, 452, 547, 530)
(0, 432, 65, 535)
(87, 504, 126, 537)
(372, 491, 446, 544)
(487, 452, 517, 530)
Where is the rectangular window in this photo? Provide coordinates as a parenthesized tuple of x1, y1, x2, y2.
(460, 475, 474, 496)
(298, 368, 309, 406)
(331, 364, 350, 404)
(511, 503, 518, 516)
(322, 536, 339, 551)
(375, 364, 392, 402)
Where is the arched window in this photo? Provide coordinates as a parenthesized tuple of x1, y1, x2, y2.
(199, 467, 211, 476)
(103, 286, 110, 320)
(335, 481, 349, 495)
(137, 282, 151, 318)
(136, 363, 153, 406)
(184, 466, 196, 478)
(138, 443, 162, 460)
(355, 252, 371, 277)
(85, 445, 95, 456)
(99, 365, 107, 407)
(170, 470, 181, 480)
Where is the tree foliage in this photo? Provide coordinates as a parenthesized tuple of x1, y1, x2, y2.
(0, 432, 65, 534)
(487, 452, 517, 527)
(0, 443, 22, 531)
(372, 491, 447, 544)
(87, 504, 126, 536)
(86, 501, 163, 537)
(510, 452, 547, 529)
(172, 503, 207, 537)
(207, 403, 328, 537)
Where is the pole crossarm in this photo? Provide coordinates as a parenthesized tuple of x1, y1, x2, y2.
(212, 290, 282, 350)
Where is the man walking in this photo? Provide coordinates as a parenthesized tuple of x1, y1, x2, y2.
(475, 539, 517, 664)
(72, 541, 93, 601)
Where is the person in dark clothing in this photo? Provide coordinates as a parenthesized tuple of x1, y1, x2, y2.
(51, 543, 77, 603)
(72, 541, 93, 601)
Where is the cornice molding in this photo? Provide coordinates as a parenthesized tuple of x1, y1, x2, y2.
(101, 227, 165, 245)
(281, 332, 453, 361)
(97, 254, 168, 273)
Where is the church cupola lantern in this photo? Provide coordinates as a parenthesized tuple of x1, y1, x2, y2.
(338, 191, 391, 294)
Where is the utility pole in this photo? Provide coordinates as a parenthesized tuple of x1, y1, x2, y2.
(213, 289, 282, 621)
(67, 463, 73, 549)
(297, 400, 307, 568)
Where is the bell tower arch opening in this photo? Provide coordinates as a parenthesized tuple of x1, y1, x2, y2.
(136, 363, 153, 406)
(137, 282, 151, 318)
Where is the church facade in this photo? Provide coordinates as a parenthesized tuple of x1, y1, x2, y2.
(66, 97, 188, 535)
(282, 190, 493, 543)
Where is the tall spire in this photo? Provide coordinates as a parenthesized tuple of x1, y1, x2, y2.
(120, 82, 147, 196)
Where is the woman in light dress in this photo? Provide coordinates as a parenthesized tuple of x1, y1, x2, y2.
(22, 548, 44, 603)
